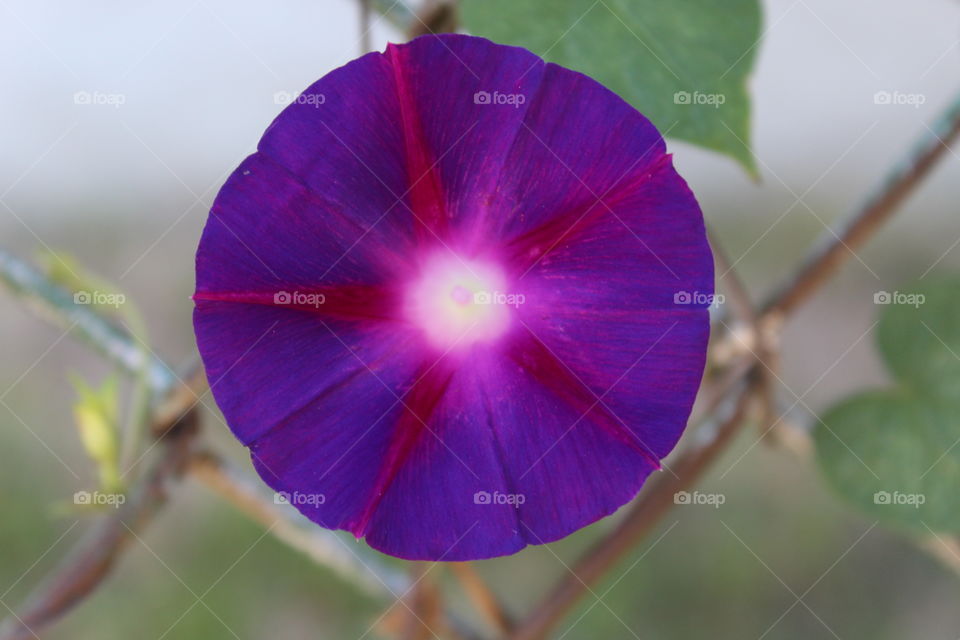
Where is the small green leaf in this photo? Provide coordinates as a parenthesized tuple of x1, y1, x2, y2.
(70, 373, 122, 493)
(816, 278, 960, 533)
(460, 0, 761, 174)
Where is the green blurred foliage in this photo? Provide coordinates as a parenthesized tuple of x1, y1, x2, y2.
(817, 278, 960, 532)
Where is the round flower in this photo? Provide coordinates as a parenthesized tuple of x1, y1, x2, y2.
(194, 34, 713, 560)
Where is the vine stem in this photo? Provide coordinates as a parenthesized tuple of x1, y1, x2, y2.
(762, 90, 960, 319)
(187, 451, 409, 598)
(510, 384, 755, 640)
(449, 563, 512, 634)
(406, 0, 457, 39)
(0, 387, 201, 640)
(0, 249, 174, 393)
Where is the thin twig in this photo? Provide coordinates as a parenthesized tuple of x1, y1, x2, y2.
(449, 563, 512, 634)
(400, 564, 442, 640)
(918, 534, 960, 577)
(509, 383, 756, 640)
(187, 451, 409, 598)
(0, 394, 200, 640)
(711, 227, 778, 438)
(762, 90, 960, 320)
(407, 0, 457, 39)
(0, 249, 174, 393)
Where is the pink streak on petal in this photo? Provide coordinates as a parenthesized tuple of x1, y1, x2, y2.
(386, 43, 449, 245)
(348, 363, 455, 537)
(194, 283, 402, 323)
(505, 327, 662, 470)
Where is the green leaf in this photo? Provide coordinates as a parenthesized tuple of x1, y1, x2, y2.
(460, 0, 761, 174)
(815, 392, 960, 532)
(877, 277, 960, 399)
(70, 373, 122, 493)
(815, 278, 960, 533)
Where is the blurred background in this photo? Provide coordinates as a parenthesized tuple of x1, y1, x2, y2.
(2, 0, 959, 637)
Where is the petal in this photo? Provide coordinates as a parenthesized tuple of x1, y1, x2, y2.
(382, 35, 546, 248)
(195, 153, 414, 295)
(363, 358, 526, 560)
(486, 61, 669, 256)
(194, 300, 415, 446)
(476, 346, 659, 544)
(257, 51, 416, 254)
(246, 332, 422, 532)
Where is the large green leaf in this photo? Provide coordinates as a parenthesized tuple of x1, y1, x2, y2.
(816, 392, 960, 532)
(460, 0, 761, 174)
(815, 278, 960, 533)
(877, 277, 960, 399)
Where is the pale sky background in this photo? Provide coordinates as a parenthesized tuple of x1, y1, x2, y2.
(1, 0, 957, 223)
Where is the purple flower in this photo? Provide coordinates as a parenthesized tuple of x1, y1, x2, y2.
(193, 34, 713, 560)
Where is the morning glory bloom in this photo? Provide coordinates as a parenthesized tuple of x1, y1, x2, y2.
(194, 34, 713, 560)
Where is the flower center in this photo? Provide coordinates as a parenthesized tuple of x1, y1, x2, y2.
(405, 253, 511, 350)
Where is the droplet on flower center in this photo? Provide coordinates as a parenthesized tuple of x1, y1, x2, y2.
(405, 252, 511, 350)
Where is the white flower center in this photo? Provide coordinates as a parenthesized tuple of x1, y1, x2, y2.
(405, 253, 511, 350)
